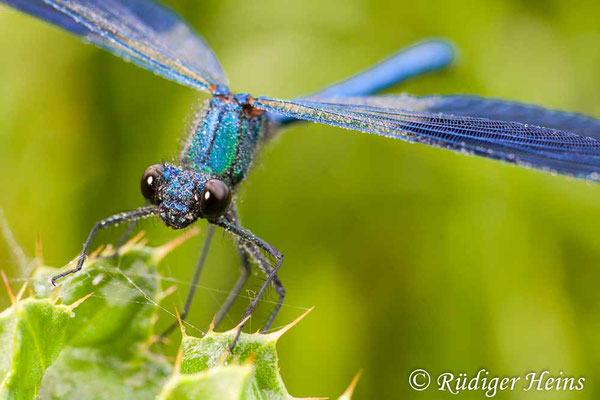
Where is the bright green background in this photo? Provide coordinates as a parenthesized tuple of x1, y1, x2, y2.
(1, 0, 600, 399)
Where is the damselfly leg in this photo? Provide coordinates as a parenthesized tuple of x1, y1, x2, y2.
(161, 204, 285, 340)
(50, 206, 159, 286)
(161, 224, 216, 337)
(213, 247, 252, 328)
(220, 206, 286, 332)
(238, 242, 286, 332)
(215, 216, 284, 349)
(114, 220, 139, 253)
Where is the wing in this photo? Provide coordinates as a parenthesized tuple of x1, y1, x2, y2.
(270, 40, 456, 125)
(318, 94, 600, 138)
(255, 95, 600, 181)
(305, 40, 455, 99)
(2, 0, 227, 92)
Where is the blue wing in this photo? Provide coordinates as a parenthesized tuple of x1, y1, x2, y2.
(362, 94, 600, 138)
(269, 40, 456, 125)
(295, 94, 600, 138)
(255, 95, 600, 181)
(2, 0, 227, 92)
(305, 40, 455, 99)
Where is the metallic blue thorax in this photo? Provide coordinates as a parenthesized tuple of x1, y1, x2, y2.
(181, 96, 266, 188)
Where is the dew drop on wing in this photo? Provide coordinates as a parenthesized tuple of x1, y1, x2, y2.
(92, 273, 104, 286)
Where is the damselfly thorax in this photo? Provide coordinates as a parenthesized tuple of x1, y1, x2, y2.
(182, 94, 266, 188)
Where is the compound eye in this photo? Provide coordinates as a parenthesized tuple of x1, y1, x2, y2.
(140, 164, 164, 204)
(200, 179, 231, 220)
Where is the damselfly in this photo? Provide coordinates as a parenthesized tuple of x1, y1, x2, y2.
(3, 0, 600, 346)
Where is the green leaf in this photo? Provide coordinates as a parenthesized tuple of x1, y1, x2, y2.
(157, 364, 253, 400)
(176, 309, 357, 400)
(181, 331, 291, 399)
(31, 242, 161, 357)
(179, 310, 314, 400)
(0, 231, 358, 399)
(28, 235, 185, 400)
(28, 234, 193, 400)
(38, 345, 171, 400)
(0, 298, 71, 400)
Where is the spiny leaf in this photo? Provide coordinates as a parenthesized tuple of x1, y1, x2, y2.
(28, 234, 192, 400)
(181, 331, 291, 399)
(179, 309, 320, 400)
(176, 307, 354, 400)
(0, 298, 72, 400)
(0, 229, 359, 400)
(157, 364, 253, 400)
(38, 345, 171, 400)
(31, 236, 173, 357)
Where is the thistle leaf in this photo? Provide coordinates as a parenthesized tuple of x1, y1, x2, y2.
(30, 237, 176, 400)
(0, 232, 357, 400)
(157, 364, 253, 400)
(0, 298, 71, 400)
(31, 245, 161, 357)
(38, 345, 170, 400)
(181, 331, 292, 399)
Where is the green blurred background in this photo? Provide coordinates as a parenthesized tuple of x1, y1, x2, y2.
(1, 0, 600, 398)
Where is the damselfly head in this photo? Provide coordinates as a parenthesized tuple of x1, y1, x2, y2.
(140, 163, 231, 228)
